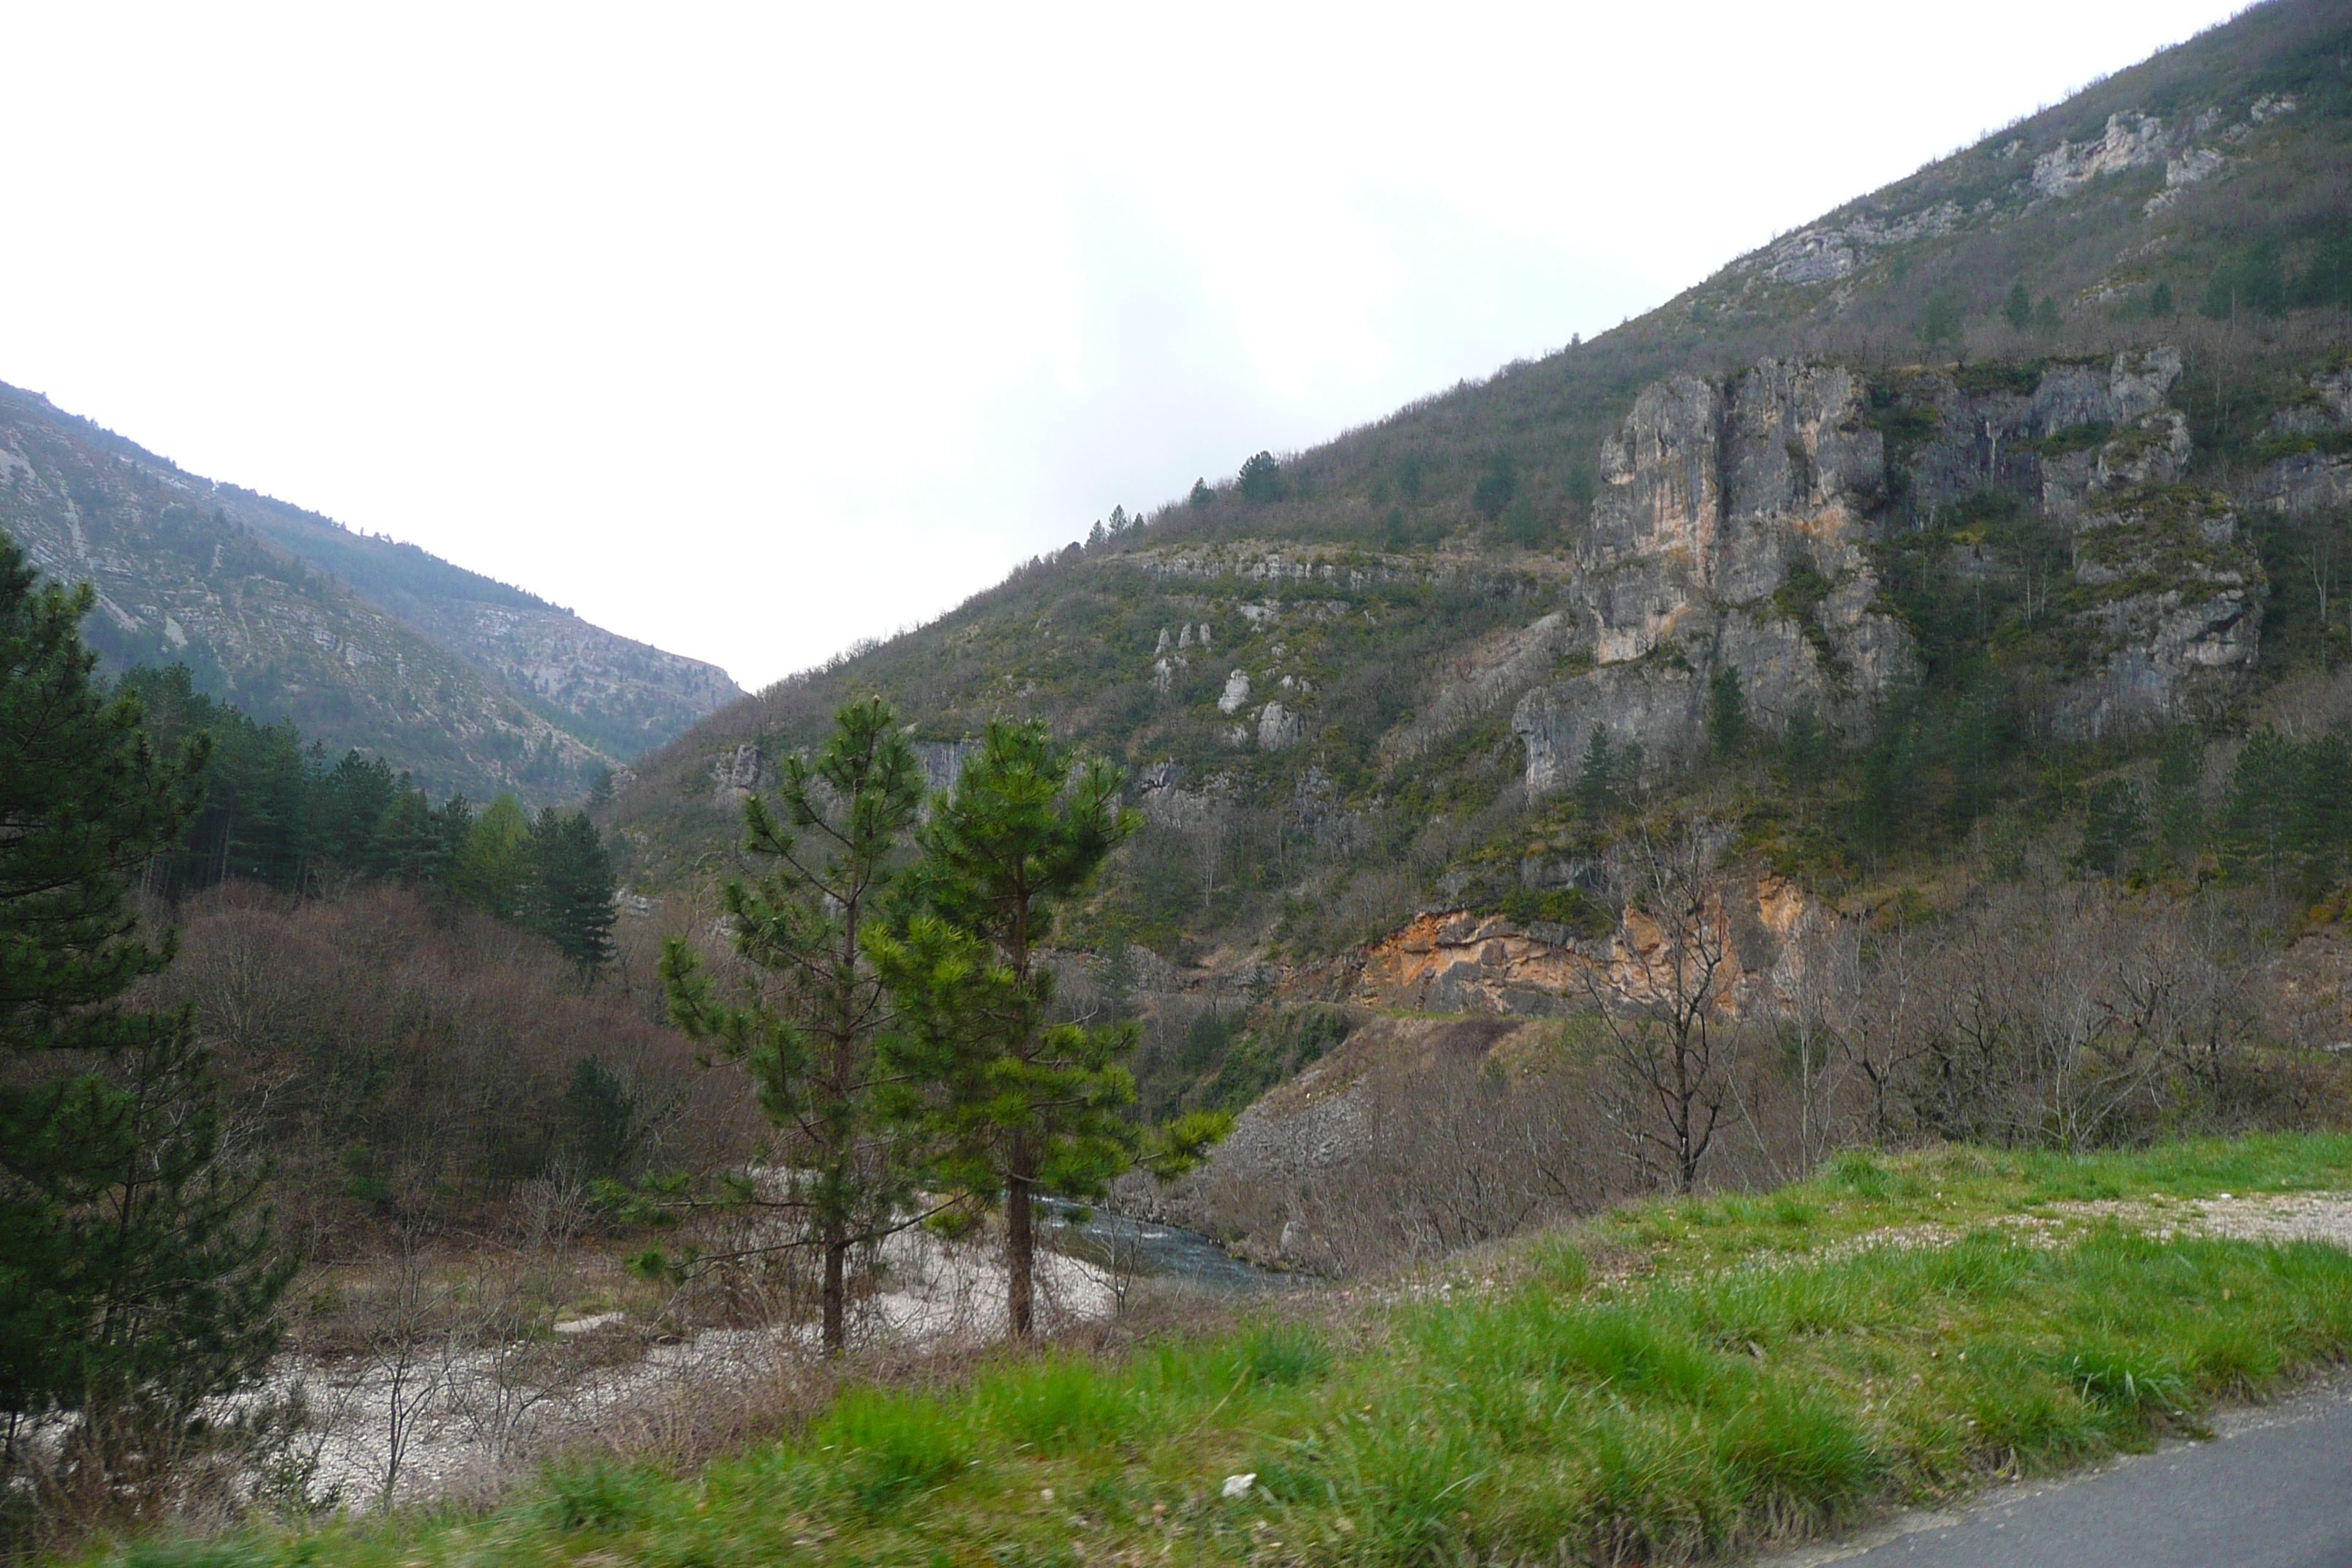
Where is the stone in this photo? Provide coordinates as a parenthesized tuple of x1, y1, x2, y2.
(2057, 486, 2263, 736)
(2032, 113, 2167, 200)
(1257, 702, 1303, 750)
(1218, 669, 1252, 715)
(1517, 355, 1913, 798)
(711, 741, 764, 799)
(911, 739, 980, 798)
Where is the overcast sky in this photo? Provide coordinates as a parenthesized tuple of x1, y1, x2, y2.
(1, 1, 2249, 692)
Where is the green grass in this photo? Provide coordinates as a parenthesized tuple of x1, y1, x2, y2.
(92, 1135, 2352, 1568)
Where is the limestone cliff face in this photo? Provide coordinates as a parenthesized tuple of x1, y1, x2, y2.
(1510, 346, 2261, 786)
(1517, 359, 1914, 795)
(2059, 484, 2263, 736)
(2257, 364, 2352, 517)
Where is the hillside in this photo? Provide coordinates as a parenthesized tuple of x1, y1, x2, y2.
(0, 382, 742, 800)
(606, 0, 2352, 985)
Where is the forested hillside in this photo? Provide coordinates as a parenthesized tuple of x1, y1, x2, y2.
(0, 382, 741, 801)
(15, 6, 2352, 1556)
(597, 0, 2352, 1150)
(614, 1, 2348, 911)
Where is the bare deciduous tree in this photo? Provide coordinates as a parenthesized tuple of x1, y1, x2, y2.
(1587, 822, 1746, 1193)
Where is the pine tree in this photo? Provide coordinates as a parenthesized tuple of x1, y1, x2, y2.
(375, 781, 465, 894)
(0, 534, 287, 1496)
(872, 719, 1221, 1338)
(314, 751, 399, 878)
(1706, 667, 1747, 753)
(1575, 725, 1618, 815)
(2290, 731, 2351, 896)
(2076, 779, 2148, 875)
(2217, 730, 2303, 893)
(2002, 281, 2032, 331)
(661, 697, 926, 1354)
(2153, 726, 2206, 867)
(526, 808, 617, 979)
(453, 794, 534, 920)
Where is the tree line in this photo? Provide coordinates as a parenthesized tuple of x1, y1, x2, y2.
(122, 665, 617, 976)
(0, 532, 630, 1531)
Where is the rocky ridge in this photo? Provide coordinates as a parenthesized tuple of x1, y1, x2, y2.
(0, 382, 740, 799)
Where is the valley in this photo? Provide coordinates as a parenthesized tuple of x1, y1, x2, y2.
(7, 3, 2352, 1565)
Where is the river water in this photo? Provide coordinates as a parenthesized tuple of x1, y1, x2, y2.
(1038, 1199, 1291, 1292)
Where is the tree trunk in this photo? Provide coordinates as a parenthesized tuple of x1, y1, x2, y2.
(1005, 1164, 1034, 1340)
(821, 1220, 847, 1357)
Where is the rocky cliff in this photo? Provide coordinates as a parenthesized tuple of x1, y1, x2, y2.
(1515, 360, 1916, 792)
(1505, 344, 2274, 797)
(607, 0, 2349, 1030)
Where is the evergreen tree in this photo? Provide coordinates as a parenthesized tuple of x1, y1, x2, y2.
(1471, 452, 1518, 521)
(587, 766, 617, 809)
(1782, 702, 1825, 780)
(526, 807, 617, 979)
(314, 751, 399, 878)
(1918, 292, 1964, 351)
(2076, 778, 2148, 875)
(453, 794, 535, 920)
(2031, 295, 2062, 335)
(2002, 281, 2032, 331)
(0, 535, 286, 1496)
(559, 1055, 636, 1178)
(2216, 730, 2304, 893)
(1097, 929, 1139, 1027)
(1237, 451, 1282, 503)
(375, 781, 467, 894)
(2290, 731, 2352, 896)
(2153, 726, 2206, 867)
(1706, 667, 1747, 753)
(660, 697, 926, 1355)
(1575, 726, 1618, 815)
(871, 719, 1221, 1339)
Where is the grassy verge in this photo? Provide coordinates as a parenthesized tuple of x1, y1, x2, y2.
(108, 1134, 2352, 1568)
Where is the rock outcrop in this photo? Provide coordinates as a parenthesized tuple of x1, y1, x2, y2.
(1343, 880, 1821, 1019)
(2257, 364, 2352, 516)
(1510, 344, 2254, 779)
(2057, 484, 2263, 736)
(1515, 359, 1915, 792)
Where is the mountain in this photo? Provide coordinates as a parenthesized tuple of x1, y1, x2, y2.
(0, 382, 742, 802)
(603, 0, 2352, 1150)
(605, 0, 2352, 975)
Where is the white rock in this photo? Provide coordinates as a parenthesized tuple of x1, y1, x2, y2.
(1221, 1473, 1258, 1499)
(1218, 670, 1252, 715)
(1257, 702, 1303, 751)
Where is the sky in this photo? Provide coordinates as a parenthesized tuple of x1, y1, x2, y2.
(0, 1, 2253, 693)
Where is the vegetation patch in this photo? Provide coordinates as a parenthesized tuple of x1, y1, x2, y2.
(103, 1137, 2352, 1568)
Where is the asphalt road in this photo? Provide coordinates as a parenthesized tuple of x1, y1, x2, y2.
(1754, 1381, 2352, 1568)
